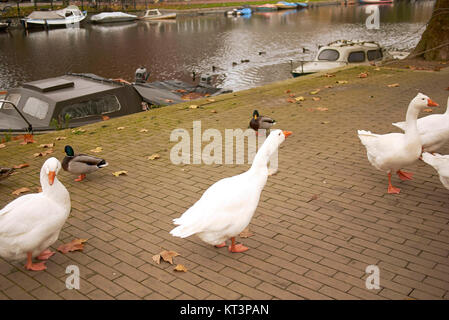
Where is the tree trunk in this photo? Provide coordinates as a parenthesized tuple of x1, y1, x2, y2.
(411, 0, 449, 60)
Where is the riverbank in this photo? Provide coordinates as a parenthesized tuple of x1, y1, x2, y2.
(1, 64, 449, 300)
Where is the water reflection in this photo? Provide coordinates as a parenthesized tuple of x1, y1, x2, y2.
(0, 1, 435, 91)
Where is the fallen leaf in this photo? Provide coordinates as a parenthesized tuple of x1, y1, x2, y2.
(321, 121, 330, 124)
(33, 149, 53, 157)
(12, 187, 30, 196)
(152, 254, 161, 264)
(285, 89, 291, 94)
(0, 144, 5, 148)
(287, 98, 296, 103)
(165, 99, 174, 103)
(189, 105, 199, 109)
(336, 80, 348, 84)
(117, 127, 125, 130)
(324, 85, 333, 89)
(388, 83, 400, 88)
(102, 115, 110, 121)
(423, 108, 433, 113)
(211, 110, 217, 113)
(112, 170, 128, 177)
(310, 89, 320, 95)
(312, 97, 321, 101)
(72, 128, 86, 134)
(182, 92, 204, 100)
(175, 89, 187, 93)
(374, 67, 381, 71)
(206, 98, 215, 102)
(13, 163, 29, 169)
(139, 128, 148, 133)
(239, 227, 254, 238)
(174, 264, 188, 272)
(55, 136, 66, 141)
(90, 147, 103, 153)
(39, 143, 54, 148)
(57, 239, 88, 254)
(147, 153, 160, 160)
(160, 250, 180, 265)
(358, 72, 368, 78)
(289, 93, 295, 98)
(323, 73, 335, 78)
(316, 107, 329, 112)
(295, 96, 305, 101)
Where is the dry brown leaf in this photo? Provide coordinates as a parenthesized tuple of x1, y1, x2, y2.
(182, 92, 204, 100)
(117, 127, 125, 130)
(316, 107, 329, 112)
(33, 149, 53, 157)
(57, 239, 88, 254)
(321, 121, 330, 124)
(312, 97, 321, 101)
(165, 99, 174, 103)
(310, 89, 320, 95)
(207, 98, 215, 102)
(374, 67, 381, 71)
(39, 143, 54, 148)
(139, 129, 148, 133)
(324, 85, 333, 89)
(287, 98, 296, 103)
(112, 170, 128, 177)
(152, 254, 161, 264)
(102, 115, 110, 121)
(13, 163, 29, 169)
(211, 110, 217, 113)
(12, 187, 30, 196)
(423, 108, 433, 113)
(285, 89, 291, 94)
(160, 250, 180, 264)
(55, 136, 66, 141)
(147, 154, 160, 160)
(239, 227, 254, 238)
(90, 147, 103, 153)
(323, 73, 335, 78)
(289, 93, 295, 98)
(388, 83, 400, 88)
(0, 143, 5, 149)
(358, 72, 368, 78)
(174, 264, 188, 272)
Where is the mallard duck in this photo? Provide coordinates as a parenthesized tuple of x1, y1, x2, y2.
(422, 152, 449, 190)
(358, 93, 439, 194)
(62, 145, 108, 182)
(0, 167, 14, 181)
(249, 110, 276, 134)
(0, 157, 71, 271)
(392, 96, 449, 153)
(170, 129, 292, 253)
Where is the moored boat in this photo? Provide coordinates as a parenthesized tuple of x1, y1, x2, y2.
(0, 20, 11, 32)
(275, 1, 300, 9)
(255, 4, 278, 12)
(90, 12, 138, 24)
(226, 8, 252, 16)
(21, 6, 87, 29)
(141, 9, 176, 21)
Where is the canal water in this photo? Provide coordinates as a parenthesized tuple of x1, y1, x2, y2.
(0, 1, 435, 92)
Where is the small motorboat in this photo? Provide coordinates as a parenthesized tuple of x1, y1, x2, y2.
(90, 12, 138, 24)
(21, 5, 87, 29)
(275, 1, 300, 9)
(141, 9, 176, 21)
(226, 8, 252, 17)
(255, 4, 278, 12)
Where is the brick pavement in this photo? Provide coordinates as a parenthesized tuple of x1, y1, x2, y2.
(0, 65, 448, 300)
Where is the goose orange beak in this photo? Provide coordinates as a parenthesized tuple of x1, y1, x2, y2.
(427, 99, 439, 107)
(283, 131, 292, 138)
(48, 171, 56, 185)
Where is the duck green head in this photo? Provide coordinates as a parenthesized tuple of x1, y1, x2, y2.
(253, 110, 259, 119)
(64, 145, 75, 157)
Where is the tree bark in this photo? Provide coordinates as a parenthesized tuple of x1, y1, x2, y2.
(411, 0, 449, 60)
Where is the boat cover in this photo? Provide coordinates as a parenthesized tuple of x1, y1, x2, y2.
(91, 12, 138, 21)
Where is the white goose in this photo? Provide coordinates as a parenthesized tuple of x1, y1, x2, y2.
(358, 93, 439, 194)
(392, 96, 449, 152)
(0, 157, 71, 271)
(422, 152, 449, 190)
(170, 129, 292, 253)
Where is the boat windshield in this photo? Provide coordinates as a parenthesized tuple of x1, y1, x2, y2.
(147, 10, 159, 16)
(0, 93, 21, 110)
(317, 49, 340, 61)
(348, 51, 366, 63)
(22, 97, 49, 120)
(367, 49, 383, 61)
(60, 94, 121, 119)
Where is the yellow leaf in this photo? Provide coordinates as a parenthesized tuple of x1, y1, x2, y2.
(139, 129, 148, 133)
(316, 107, 328, 112)
(321, 121, 331, 124)
(0, 144, 5, 149)
(55, 136, 67, 141)
(112, 170, 128, 177)
(310, 89, 320, 95)
(174, 264, 188, 272)
(336, 80, 348, 84)
(117, 127, 125, 130)
(388, 83, 400, 88)
(322, 73, 335, 78)
(39, 143, 54, 148)
(90, 147, 103, 153)
(12, 187, 30, 196)
(152, 254, 161, 264)
(211, 110, 217, 113)
(207, 98, 215, 102)
(72, 128, 86, 133)
(295, 96, 305, 101)
(312, 97, 321, 101)
(189, 105, 199, 109)
(147, 154, 160, 160)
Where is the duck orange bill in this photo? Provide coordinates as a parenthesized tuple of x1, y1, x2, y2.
(283, 131, 293, 138)
(427, 99, 439, 107)
(48, 171, 56, 185)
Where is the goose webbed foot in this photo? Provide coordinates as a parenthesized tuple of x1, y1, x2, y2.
(25, 252, 47, 271)
(228, 237, 248, 253)
(74, 174, 86, 182)
(36, 249, 55, 261)
(215, 242, 227, 248)
(397, 170, 413, 181)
